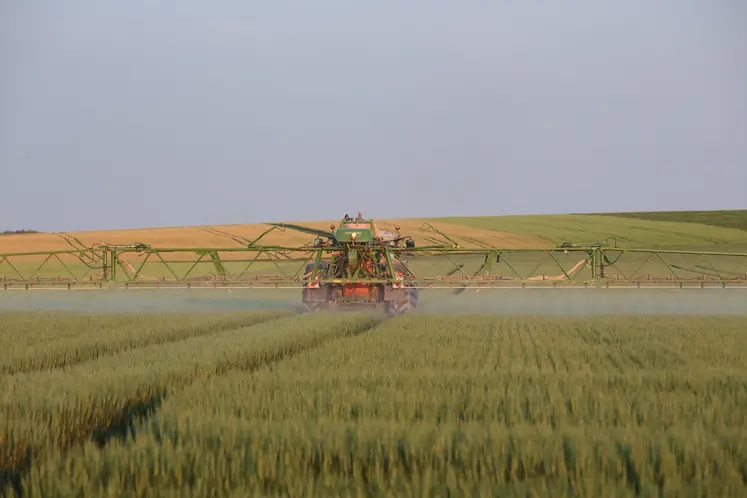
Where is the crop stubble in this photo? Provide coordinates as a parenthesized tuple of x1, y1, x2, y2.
(2, 313, 745, 497)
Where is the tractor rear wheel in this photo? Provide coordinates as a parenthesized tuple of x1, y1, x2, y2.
(386, 286, 419, 316)
(302, 301, 328, 313)
(302, 262, 331, 313)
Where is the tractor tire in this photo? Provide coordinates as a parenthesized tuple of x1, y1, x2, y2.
(302, 262, 330, 313)
(386, 286, 419, 316)
(302, 301, 327, 313)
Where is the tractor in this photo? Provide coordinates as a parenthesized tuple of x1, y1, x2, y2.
(301, 212, 419, 316)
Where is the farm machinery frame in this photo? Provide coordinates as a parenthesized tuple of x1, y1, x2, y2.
(1, 213, 747, 313)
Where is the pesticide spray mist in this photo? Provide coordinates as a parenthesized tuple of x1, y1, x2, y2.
(0, 287, 745, 316)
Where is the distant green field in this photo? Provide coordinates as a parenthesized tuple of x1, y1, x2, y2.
(592, 210, 747, 232)
(435, 213, 747, 250)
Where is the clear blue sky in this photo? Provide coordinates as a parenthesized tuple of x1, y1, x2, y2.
(2, 0, 745, 232)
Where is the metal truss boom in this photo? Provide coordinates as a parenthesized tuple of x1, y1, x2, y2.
(1, 245, 746, 290)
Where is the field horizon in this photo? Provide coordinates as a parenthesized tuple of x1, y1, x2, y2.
(3, 209, 747, 254)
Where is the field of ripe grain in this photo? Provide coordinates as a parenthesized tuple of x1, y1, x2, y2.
(0, 218, 546, 257)
(3, 211, 746, 283)
(0, 217, 547, 281)
(2, 311, 746, 497)
(4, 213, 746, 256)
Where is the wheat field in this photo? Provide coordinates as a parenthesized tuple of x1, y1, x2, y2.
(1, 310, 745, 497)
(0, 219, 546, 256)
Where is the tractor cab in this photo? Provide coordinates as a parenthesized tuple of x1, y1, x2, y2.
(331, 212, 414, 248)
(333, 213, 376, 244)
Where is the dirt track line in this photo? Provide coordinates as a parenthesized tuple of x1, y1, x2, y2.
(1, 314, 388, 498)
(99, 316, 388, 448)
(1, 312, 293, 376)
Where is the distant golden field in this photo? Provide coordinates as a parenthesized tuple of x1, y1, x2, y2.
(4, 211, 747, 257)
(3, 212, 747, 281)
(0, 219, 546, 255)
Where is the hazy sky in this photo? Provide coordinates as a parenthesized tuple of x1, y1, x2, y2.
(2, 1, 745, 232)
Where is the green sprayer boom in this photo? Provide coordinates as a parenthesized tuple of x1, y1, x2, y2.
(1, 212, 746, 313)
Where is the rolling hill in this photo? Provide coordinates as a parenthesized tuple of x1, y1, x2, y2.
(2, 210, 747, 255)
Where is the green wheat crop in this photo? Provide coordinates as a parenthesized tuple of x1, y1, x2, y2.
(0, 310, 295, 374)
(12, 314, 746, 497)
(0, 311, 382, 494)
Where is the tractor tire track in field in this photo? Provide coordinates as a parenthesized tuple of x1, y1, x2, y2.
(2, 312, 294, 376)
(105, 315, 389, 441)
(86, 315, 391, 460)
(2, 312, 292, 497)
(1, 314, 391, 498)
(94, 320, 386, 447)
